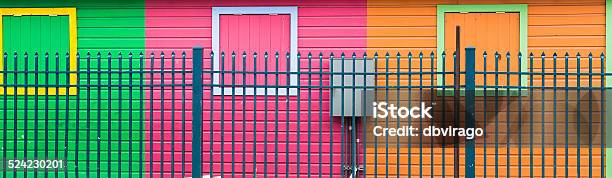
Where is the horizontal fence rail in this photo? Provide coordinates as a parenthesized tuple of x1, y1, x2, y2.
(0, 47, 607, 178)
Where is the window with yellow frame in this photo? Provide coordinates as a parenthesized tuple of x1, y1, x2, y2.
(0, 8, 77, 95)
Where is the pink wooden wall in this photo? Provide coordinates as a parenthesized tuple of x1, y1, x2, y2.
(145, 0, 366, 177)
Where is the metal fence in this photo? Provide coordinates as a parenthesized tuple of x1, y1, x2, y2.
(0, 46, 606, 178)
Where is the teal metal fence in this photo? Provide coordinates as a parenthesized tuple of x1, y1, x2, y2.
(0, 47, 606, 178)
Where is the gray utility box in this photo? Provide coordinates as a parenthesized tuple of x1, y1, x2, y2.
(331, 59, 375, 117)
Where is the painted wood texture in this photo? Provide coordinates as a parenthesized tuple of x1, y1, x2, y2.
(145, 0, 366, 177)
(367, 0, 605, 177)
(444, 12, 520, 86)
(0, 1, 145, 178)
(369, 0, 605, 87)
(3, 16, 69, 87)
(219, 14, 290, 85)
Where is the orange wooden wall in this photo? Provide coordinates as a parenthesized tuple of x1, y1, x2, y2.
(366, 0, 605, 177)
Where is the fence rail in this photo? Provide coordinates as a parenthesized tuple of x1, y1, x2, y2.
(0, 46, 607, 178)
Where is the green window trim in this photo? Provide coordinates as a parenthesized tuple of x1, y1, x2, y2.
(436, 4, 528, 96)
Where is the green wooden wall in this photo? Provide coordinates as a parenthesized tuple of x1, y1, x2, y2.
(0, 0, 145, 177)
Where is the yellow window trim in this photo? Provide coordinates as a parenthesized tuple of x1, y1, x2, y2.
(0, 8, 77, 95)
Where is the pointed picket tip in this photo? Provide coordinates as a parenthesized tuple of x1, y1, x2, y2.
(329, 52, 335, 58)
(588, 52, 593, 57)
(118, 52, 123, 57)
(505, 51, 510, 56)
(564, 52, 570, 57)
(576, 52, 581, 57)
(373, 52, 378, 57)
(441, 51, 446, 56)
(264, 51, 269, 56)
(429, 51, 435, 56)
(482, 51, 487, 55)
(518, 52, 522, 58)
(396, 52, 401, 56)
(494, 51, 499, 56)
(552, 52, 558, 57)
(408, 52, 413, 56)
(128, 52, 133, 58)
(181, 51, 186, 57)
(600, 52, 605, 58)
(418, 52, 423, 57)
(529, 52, 534, 57)
(362, 52, 368, 57)
(160, 51, 165, 56)
(170, 51, 175, 56)
(307, 52, 312, 57)
(107, 52, 112, 56)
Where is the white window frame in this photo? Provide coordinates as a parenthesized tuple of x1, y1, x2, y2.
(212, 6, 298, 96)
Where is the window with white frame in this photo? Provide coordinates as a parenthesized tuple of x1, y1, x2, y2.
(212, 7, 298, 95)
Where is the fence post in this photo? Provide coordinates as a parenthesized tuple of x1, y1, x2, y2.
(192, 46, 203, 178)
(464, 46, 476, 177)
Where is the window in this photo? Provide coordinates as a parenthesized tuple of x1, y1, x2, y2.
(436, 5, 528, 96)
(212, 7, 298, 95)
(0, 8, 77, 95)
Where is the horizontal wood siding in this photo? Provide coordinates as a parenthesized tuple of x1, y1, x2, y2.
(145, 0, 366, 177)
(366, 0, 605, 177)
(0, 0, 145, 177)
